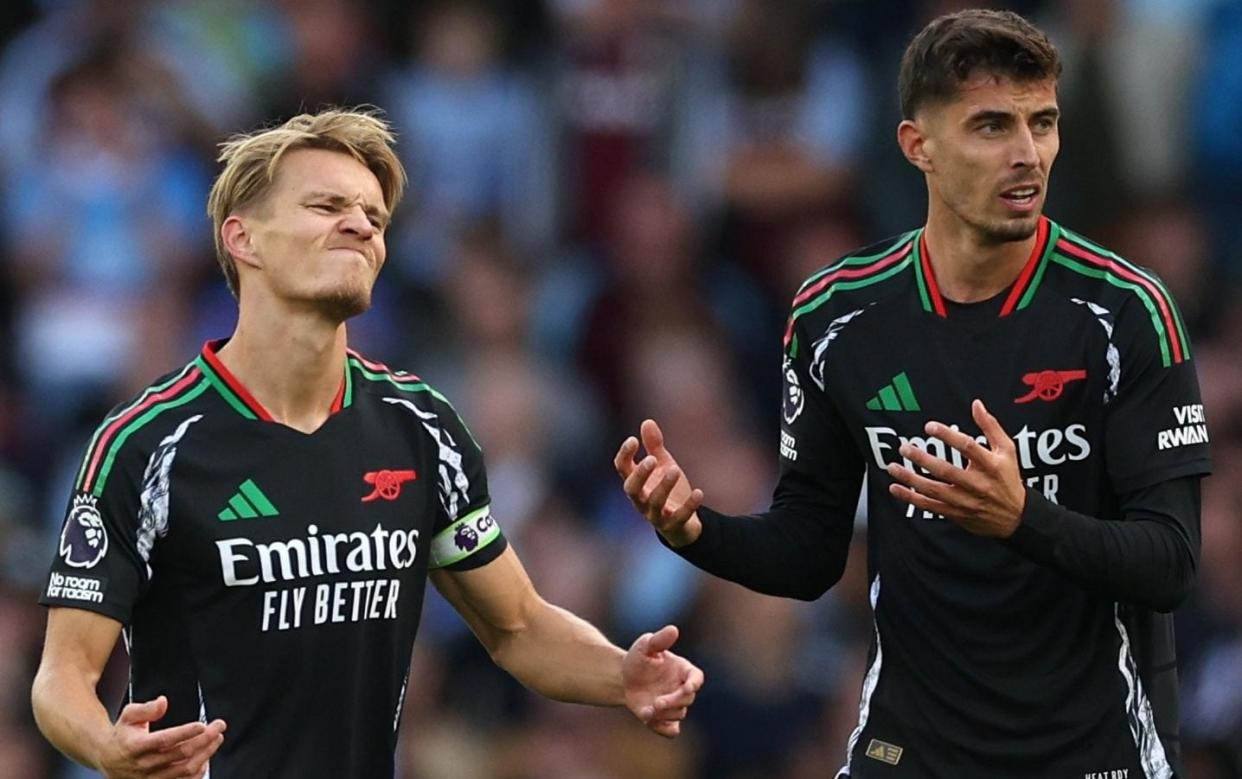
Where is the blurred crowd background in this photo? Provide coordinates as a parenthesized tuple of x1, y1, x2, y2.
(0, 0, 1240, 777)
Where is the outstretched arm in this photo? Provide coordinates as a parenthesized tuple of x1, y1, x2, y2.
(32, 608, 226, 778)
(617, 419, 861, 600)
(431, 546, 703, 737)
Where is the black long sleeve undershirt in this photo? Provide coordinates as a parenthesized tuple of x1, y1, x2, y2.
(670, 473, 1201, 611)
(668, 468, 860, 601)
(1004, 475, 1201, 613)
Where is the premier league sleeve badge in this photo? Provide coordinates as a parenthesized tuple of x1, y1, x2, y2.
(60, 494, 109, 569)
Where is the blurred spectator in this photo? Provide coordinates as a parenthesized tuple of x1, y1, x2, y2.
(565, 172, 729, 419)
(1193, 0, 1242, 342)
(0, 466, 53, 777)
(384, 1, 556, 289)
(265, 0, 383, 117)
(549, 0, 715, 246)
(673, 0, 868, 303)
(1041, 0, 1209, 237)
(3, 44, 208, 432)
(1180, 447, 1242, 775)
(0, 0, 136, 177)
(1112, 199, 1214, 336)
(686, 579, 826, 779)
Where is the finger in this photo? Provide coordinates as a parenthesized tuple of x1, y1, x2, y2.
(923, 421, 991, 468)
(886, 463, 959, 505)
(159, 720, 226, 759)
(650, 705, 689, 722)
(888, 481, 957, 518)
(135, 721, 210, 755)
(151, 751, 213, 779)
(898, 443, 972, 487)
(640, 419, 667, 458)
(614, 437, 639, 479)
(153, 742, 220, 779)
(653, 687, 696, 711)
(154, 728, 225, 779)
(642, 624, 679, 656)
(152, 762, 196, 779)
(971, 399, 1014, 455)
(623, 456, 657, 507)
(682, 665, 705, 693)
(119, 695, 168, 725)
(645, 467, 682, 521)
(649, 720, 681, 738)
(664, 486, 703, 525)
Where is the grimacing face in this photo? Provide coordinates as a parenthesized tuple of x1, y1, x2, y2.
(236, 147, 390, 320)
(910, 74, 1060, 244)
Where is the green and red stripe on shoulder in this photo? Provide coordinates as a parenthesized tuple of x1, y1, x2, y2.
(1051, 228, 1190, 366)
(75, 364, 210, 496)
(784, 232, 918, 356)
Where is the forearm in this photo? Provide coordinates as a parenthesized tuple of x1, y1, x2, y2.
(31, 666, 113, 770)
(490, 599, 626, 706)
(669, 468, 857, 600)
(672, 506, 846, 599)
(1006, 476, 1201, 612)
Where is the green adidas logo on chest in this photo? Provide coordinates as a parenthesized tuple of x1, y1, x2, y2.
(865, 372, 921, 412)
(218, 479, 280, 521)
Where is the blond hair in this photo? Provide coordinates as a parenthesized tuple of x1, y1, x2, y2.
(206, 107, 407, 297)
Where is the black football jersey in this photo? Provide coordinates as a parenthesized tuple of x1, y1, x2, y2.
(41, 341, 507, 778)
(780, 217, 1210, 778)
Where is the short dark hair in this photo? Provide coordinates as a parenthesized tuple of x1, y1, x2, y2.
(898, 9, 1061, 120)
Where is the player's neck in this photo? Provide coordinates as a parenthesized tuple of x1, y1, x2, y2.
(217, 305, 348, 433)
(922, 210, 1038, 304)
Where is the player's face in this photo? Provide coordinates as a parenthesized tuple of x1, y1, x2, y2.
(917, 74, 1059, 243)
(244, 148, 389, 320)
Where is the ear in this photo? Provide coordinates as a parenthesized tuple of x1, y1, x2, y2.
(221, 215, 261, 271)
(897, 118, 935, 175)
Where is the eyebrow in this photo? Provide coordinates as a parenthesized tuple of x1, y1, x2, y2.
(304, 191, 390, 226)
(966, 107, 1060, 124)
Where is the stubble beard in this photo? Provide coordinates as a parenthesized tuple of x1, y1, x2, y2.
(316, 283, 373, 322)
(967, 210, 1041, 245)
(985, 220, 1038, 244)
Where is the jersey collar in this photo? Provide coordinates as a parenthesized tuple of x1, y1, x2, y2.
(913, 216, 1059, 318)
(194, 339, 352, 421)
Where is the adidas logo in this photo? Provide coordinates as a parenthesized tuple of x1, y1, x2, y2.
(865, 372, 921, 412)
(218, 479, 279, 521)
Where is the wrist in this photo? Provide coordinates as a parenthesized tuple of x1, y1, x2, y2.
(88, 726, 119, 773)
(998, 487, 1028, 539)
(661, 515, 702, 548)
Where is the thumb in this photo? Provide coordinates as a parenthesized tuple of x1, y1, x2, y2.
(642, 624, 680, 656)
(119, 696, 167, 726)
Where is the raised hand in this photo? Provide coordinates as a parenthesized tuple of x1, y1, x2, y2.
(622, 625, 704, 738)
(886, 399, 1027, 537)
(615, 419, 705, 547)
(99, 696, 226, 779)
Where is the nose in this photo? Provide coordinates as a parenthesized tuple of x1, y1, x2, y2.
(1011, 125, 1039, 170)
(339, 205, 375, 238)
